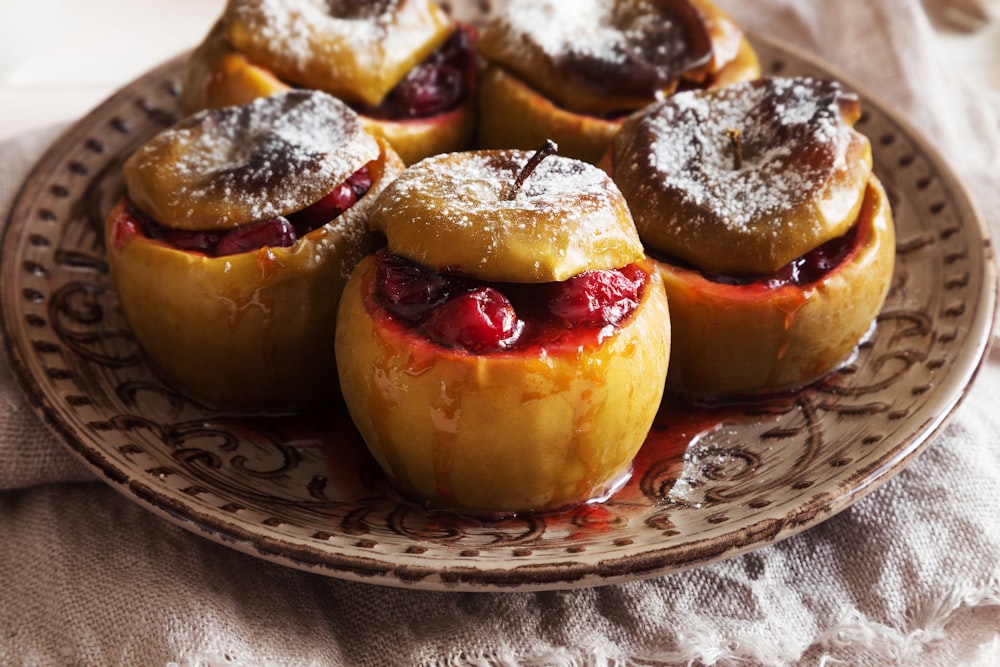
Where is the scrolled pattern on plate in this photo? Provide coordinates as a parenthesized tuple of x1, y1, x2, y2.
(0, 34, 994, 591)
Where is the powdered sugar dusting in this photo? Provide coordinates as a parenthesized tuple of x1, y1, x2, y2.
(380, 150, 619, 220)
(638, 77, 852, 233)
(482, 0, 708, 100)
(499, 0, 619, 62)
(371, 150, 643, 281)
(226, 0, 396, 68)
(223, 0, 448, 105)
(125, 90, 378, 229)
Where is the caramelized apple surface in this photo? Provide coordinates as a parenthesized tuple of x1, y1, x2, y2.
(368, 149, 645, 282)
(125, 91, 379, 231)
(476, 0, 760, 163)
(609, 77, 873, 276)
(478, 0, 725, 116)
(224, 0, 453, 107)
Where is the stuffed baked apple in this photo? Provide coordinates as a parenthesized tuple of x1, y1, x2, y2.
(476, 0, 760, 163)
(605, 77, 896, 395)
(106, 90, 404, 411)
(181, 0, 478, 165)
(335, 144, 671, 515)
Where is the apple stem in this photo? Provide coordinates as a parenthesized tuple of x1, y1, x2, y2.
(503, 140, 559, 200)
(727, 127, 744, 170)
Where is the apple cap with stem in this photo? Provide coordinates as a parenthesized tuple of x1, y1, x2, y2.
(369, 142, 644, 282)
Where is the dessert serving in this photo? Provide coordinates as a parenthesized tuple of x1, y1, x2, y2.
(105, 90, 405, 411)
(335, 145, 672, 515)
(605, 76, 896, 395)
(6, 0, 992, 592)
(181, 0, 478, 165)
(476, 0, 761, 163)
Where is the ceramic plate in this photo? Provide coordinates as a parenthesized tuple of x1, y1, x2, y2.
(1, 33, 995, 592)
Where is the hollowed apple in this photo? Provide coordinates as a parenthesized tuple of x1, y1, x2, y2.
(657, 178, 895, 394)
(336, 254, 671, 515)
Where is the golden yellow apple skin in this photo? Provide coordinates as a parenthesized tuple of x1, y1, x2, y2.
(476, 65, 622, 165)
(658, 178, 895, 395)
(105, 142, 404, 411)
(181, 21, 476, 166)
(335, 257, 672, 515)
(225, 0, 453, 107)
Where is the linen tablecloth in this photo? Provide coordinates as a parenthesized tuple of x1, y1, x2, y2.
(2, 0, 999, 664)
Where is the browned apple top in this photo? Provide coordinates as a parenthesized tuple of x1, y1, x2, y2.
(610, 77, 873, 276)
(123, 90, 379, 230)
(224, 0, 453, 106)
(478, 0, 714, 116)
(368, 149, 644, 282)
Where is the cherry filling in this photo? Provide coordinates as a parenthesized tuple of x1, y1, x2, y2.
(373, 251, 648, 354)
(138, 165, 373, 257)
(655, 223, 861, 289)
(356, 24, 477, 120)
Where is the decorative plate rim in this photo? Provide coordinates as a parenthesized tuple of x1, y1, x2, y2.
(1, 32, 996, 592)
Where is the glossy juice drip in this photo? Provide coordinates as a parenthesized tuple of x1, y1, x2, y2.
(312, 392, 753, 522)
(340, 251, 666, 516)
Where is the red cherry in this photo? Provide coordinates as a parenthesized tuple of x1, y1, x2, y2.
(619, 263, 647, 287)
(347, 166, 373, 198)
(215, 216, 296, 257)
(391, 65, 464, 118)
(764, 261, 801, 289)
(437, 23, 475, 69)
(358, 24, 474, 120)
(297, 183, 357, 231)
(163, 228, 222, 255)
(762, 225, 858, 288)
(421, 287, 520, 353)
(375, 251, 454, 320)
(546, 268, 642, 328)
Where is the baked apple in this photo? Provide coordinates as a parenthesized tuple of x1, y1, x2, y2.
(335, 147, 671, 515)
(476, 0, 761, 163)
(605, 77, 895, 395)
(181, 1, 478, 165)
(106, 90, 405, 411)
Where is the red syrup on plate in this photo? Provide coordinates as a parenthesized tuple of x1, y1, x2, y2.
(302, 394, 757, 526)
(169, 366, 810, 528)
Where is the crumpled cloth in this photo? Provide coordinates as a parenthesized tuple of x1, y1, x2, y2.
(2, 0, 1000, 665)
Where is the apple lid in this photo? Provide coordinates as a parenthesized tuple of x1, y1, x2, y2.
(124, 90, 379, 230)
(224, 0, 453, 107)
(610, 76, 873, 276)
(369, 148, 645, 282)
